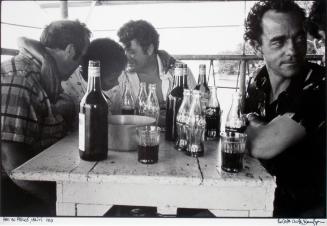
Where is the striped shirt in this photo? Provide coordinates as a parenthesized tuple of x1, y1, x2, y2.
(1, 53, 66, 154)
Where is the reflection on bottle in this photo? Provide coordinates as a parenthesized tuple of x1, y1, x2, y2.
(144, 83, 160, 125)
(121, 82, 135, 115)
(185, 90, 206, 157)
(176, 89, 191, 152)
(135, 82, 147, 115)
(225, 92, 247, 136)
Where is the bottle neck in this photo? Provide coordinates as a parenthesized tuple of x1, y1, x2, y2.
(174, 75, 183, 88)
(87, 67, 102, 92)
(208, 87, 219, 107)
(198, 72, 208, 86)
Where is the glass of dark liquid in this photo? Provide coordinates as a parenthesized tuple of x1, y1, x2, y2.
(136, 125, 160, 164)
(220, 132, 247, 173)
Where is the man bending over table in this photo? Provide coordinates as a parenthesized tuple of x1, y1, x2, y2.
(1, 20, 91, 215)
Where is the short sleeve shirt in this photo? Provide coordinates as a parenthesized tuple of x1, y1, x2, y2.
(1, 54, 66, 154)
(244, 62, 326, 203)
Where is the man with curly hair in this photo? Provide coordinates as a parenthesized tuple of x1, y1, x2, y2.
(243, 0, 326, 217)
(115, 20, 196, 122)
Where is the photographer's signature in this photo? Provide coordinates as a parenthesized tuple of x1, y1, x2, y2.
(278, 218, 326, 226)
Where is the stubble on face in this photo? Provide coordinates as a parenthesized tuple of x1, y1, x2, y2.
(259, 10, 307, 80)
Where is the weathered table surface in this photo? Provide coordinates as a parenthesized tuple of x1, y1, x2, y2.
(11, 132, 276, 217)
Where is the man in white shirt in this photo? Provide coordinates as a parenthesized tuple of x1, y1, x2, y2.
(114, 20, 196, 120)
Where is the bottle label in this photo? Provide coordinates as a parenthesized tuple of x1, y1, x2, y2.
(79, 113, 85, 151)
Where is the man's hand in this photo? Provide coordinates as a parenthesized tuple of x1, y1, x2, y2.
(53, 93, 77, 130)
(246, 112, 266, 127)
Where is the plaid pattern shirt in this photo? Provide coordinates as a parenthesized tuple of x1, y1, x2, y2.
(1, 53, 66, 154)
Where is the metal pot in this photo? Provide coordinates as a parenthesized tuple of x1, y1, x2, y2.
(108, 115, 156, 151)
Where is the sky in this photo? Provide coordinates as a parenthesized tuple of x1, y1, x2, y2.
(1, 1, 256, 54)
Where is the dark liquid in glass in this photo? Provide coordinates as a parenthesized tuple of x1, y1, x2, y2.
(121, 107, 135, 115)
(221, 151, 244, 173)
(138, 144, 159, 164)
(205, 107, 221, 140)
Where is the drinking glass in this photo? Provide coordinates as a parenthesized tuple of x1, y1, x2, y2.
(220, 132, 247, 173)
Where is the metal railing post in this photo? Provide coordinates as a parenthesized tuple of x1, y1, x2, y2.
(61, 0, 68, 19)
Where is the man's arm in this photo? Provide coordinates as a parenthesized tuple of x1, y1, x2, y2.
(17, 37, 47, 62)
(246, 115, 306, 159)
(1, 141, 55, 203)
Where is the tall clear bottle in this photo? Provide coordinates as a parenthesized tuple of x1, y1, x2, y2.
(185, 90, 206, 157)
(205, 86, 221, 140)
(79, 60, 108, 161)
(175, 89, 191, 152)
(144, 83, 160, 124)
(121, 82, 135, 115)
(225, 92, 247, 136)
(165, 62, 184, 141)
(135, 82, 147, 115)
(194, 64, 210, 113)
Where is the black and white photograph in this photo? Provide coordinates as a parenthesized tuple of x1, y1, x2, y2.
(1, 0, 326, 225)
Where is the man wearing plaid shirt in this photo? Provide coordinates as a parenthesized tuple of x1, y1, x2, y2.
(1, 20, 90, 215)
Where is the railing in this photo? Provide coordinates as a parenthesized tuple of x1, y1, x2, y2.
(1, 47, 323, 97)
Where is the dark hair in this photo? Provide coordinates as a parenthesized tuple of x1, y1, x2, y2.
(117, 20, 159, 53)
(244, 0, 306, 46)
(81, 38, 127, 79)
(307, 0, 326, 39)
(40, 20, 91, 60)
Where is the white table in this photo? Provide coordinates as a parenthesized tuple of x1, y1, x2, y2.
(11, 132, 276, 217)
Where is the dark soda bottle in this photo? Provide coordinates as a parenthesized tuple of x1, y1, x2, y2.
(205, 86, 221, 140)
(194, 64, 210, 114)
(79, 60, 108, 161)
(165, 62, 184, 141)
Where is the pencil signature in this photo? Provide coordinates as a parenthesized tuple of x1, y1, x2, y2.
(278, 218, 325, 226)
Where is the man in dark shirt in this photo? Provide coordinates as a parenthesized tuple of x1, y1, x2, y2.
(243, 0, 326, 217)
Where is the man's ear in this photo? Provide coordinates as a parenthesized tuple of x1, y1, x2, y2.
(146, 44, 154, 56)
(65, 43, 76, 59)
(252, 41, 263, 58)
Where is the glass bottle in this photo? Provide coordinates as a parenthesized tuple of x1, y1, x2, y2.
(194, 64, 210, 113)
(144, 83, 160, 125)
(79, 60, 108, 161)
(165, 62, 184, 141)
(182, 63, 189, 89)
(225, 92, 247, 136)
(205, 86, 221, 140)
(175, 89, 191, 152)
(135, 82, 147, 115)
(121, 82, 135, 115)
(185, 90, 206, 157)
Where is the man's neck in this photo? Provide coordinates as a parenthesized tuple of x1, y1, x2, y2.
(267, 69, 291, 102)
(46, 48, 63, 80)
(138, 54, 158, 76)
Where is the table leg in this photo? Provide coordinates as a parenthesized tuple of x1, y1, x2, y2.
(56, 202, 76, 216)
